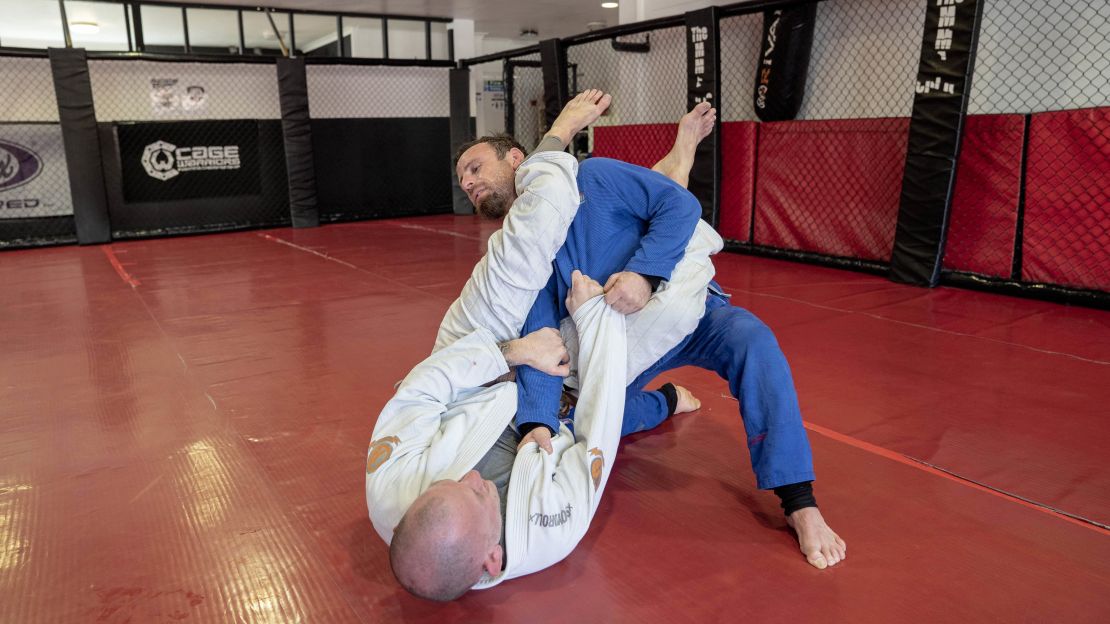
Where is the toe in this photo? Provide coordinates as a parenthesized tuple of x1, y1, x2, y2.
(807, 552, 828, 570)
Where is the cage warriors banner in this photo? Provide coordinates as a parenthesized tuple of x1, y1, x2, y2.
(118, 120, 260, 203)
(891, 0, 984, 286)
(0, 125, 74, 219)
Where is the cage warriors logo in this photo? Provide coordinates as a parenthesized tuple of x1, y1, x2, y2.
(141, 140, 241, 181)
(0, 140, 43, 191)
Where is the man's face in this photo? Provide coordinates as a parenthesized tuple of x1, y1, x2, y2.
(456, 143, 520, 220)
(426, 470, 502, 546)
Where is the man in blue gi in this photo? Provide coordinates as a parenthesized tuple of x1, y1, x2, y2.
(453, 94, 845, 570)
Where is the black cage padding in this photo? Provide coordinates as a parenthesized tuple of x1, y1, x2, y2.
(311, 118, 453, 222)
(277, 57, 319, 228)
(48, 47, 110, 244)
(890, 0, 984, 286)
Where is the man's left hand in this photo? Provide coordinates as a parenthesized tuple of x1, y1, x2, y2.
(603, 271, 651, 315)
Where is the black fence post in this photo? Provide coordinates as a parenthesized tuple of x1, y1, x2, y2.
(276, 57, 319, 228)
(686, 7, 722, 227)
(539, 38, 569, 134)
(890, 0, 985, 286)
(449, 67, 474, 215)
(49, 47, 111, 244)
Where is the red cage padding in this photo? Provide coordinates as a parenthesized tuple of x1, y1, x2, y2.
(943, 114, 1025, 277)
(592, 123, 675, 169)
(719, 121, 758, 242)
(754, 118, 909, 261)
(1023, 107, 1110, 291)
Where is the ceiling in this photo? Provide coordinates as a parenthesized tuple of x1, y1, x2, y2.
(156, 0, 622, 40)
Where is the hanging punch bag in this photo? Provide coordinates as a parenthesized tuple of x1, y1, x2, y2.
(753, 3, 818, 122)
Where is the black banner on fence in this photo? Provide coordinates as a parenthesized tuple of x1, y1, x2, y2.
(753, 3, 817, 122)
(118, 120, 260, 203)
(890, 0, 984, 287)
(686, 6, 721, 226)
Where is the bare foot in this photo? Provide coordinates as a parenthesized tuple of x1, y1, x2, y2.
(785, 507, 846, 569)
(547, 89, 612, 147)
(674, 385, 701, 413)
(652, 101, 718, 188)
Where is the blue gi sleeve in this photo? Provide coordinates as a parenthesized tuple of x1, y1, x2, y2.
(514, 275, 564, 434)
(584, 158, 702, 281)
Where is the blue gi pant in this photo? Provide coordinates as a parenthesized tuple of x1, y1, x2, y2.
(619, 290, 815, 490)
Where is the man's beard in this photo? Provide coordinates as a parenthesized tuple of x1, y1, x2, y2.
(476, 187, 512, 220)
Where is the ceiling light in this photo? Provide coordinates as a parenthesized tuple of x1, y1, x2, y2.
(601, 2, 619, 8)
(69, 21, 100, 35)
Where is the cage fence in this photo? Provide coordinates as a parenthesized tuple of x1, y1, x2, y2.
(0, 54, 77, 248)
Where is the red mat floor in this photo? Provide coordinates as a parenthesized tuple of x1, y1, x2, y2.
(2, 215, 1109, 622)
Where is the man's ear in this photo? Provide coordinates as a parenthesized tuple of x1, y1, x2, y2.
(482, 543, 503, 576)
(508, 147, 526, 170)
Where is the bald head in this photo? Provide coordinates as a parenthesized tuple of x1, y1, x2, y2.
(389, 471, 503, 601)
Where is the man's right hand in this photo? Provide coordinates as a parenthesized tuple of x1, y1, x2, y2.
(567, 270, 605, 316)
(518, 425, 553, 454)
(501, 327, 570, 377)
(545, 89, 612, 147)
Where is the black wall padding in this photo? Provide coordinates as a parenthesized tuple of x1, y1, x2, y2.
(686, 6, 722, 227)
(540, 39, 569, 131)
(311, 118, 453, 222)
(276, 58, 319, 228)
(48, 47, 110, 244)
(753, 4, 817, 122)
(449, 68, 474, 215)
(99, 121, 290, 237)
(890, 0, 984, 287)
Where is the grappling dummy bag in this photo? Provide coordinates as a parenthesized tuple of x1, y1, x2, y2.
(753, 3, 817, 122)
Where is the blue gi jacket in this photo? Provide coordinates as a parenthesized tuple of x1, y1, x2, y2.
(514, 157, 702, 433)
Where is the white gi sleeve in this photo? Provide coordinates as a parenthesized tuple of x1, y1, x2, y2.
(434, 151, 580, 352)
(479, 295, 628, 584)
(365, 327, 517, 544)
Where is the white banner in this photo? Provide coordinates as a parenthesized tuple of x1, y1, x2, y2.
(0, 124, 73, 219)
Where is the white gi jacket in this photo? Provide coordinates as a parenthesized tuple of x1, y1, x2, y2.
(366, 297, 626, 587)
(366, 149, 722, 587)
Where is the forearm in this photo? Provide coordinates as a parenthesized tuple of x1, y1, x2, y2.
(527, 135, 567, 158)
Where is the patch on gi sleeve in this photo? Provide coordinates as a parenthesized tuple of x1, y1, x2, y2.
(366, 436, 400, 474)
(588, 447, 604, 491)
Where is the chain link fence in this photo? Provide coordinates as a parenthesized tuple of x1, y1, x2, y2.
(505, 54, 543, 152)
(86, 58, 289, 238)
(567, 25, 687, 164)
(0, 54, 77, 249)
(721, 0, 923, 263)
(945, 0, 1110, 292)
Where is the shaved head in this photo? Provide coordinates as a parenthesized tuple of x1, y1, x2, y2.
(389, 471, 503, 601)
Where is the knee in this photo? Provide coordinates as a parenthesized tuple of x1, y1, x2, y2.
(720, 312, 782, 364)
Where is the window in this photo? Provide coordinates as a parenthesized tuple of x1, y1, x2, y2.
(185, 8, 240, 55)
(294, 14, 337, 56)
(242, 9, 290, 56)
(431, 22, 450, 60)
(343, 17, 383, 58)
(387, 19, 426, 59)
(141, 4, 186, 53)
(64, 1, 129, 51)
(0, 0, 65, 49)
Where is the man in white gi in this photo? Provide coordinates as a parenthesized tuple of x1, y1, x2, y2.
(366, 91, 725, 600)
